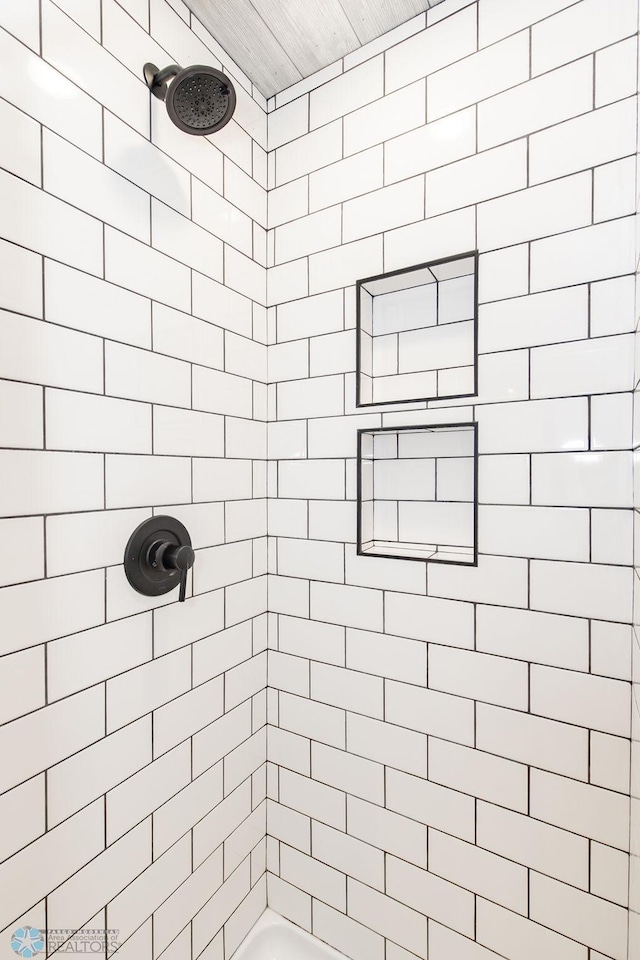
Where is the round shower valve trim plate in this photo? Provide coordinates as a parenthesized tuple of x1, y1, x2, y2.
(124, 516, 195, 603)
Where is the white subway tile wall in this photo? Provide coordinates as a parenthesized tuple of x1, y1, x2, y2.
(0, 0, 268, 957)
(265, 2, 639, 960)
(1, 0, 639, 958)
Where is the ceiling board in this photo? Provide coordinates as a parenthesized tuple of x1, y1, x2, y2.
(251, 0, 361, 75)
(189, 0, 303, 96)
(339, 0, 429, 44)
(185, 0, 446, 98)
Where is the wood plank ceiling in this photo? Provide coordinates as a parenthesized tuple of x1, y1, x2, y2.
(184, 0, 447, 98)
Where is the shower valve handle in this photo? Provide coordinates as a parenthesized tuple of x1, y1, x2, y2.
(148, 540, 195, 602)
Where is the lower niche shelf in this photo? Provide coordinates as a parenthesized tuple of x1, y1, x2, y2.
(360, 541, 476, 563)
(357, 423, 478, 566)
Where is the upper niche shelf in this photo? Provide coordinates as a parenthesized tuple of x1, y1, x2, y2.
(356, 251, 478, 407)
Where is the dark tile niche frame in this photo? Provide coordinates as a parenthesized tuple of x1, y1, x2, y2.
(356, 251, 479, 407)
(357, 423, 479, 566)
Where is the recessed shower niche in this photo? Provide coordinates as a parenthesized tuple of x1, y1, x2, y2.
(357, 423, 478, 565)
(356, 252, 478, 406)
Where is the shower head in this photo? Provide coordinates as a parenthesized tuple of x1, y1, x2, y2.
(143, 62, 236, 136)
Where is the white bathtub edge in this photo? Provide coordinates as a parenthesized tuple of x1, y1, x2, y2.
(232, 908, 350, 960)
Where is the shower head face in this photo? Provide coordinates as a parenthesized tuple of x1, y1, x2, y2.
(165, 65, 236, 136)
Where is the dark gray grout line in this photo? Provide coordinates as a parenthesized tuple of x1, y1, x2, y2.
(272, 80, 633, 200)
(268, 737, 628, 838)
(0, 102, 266, 261)
(269, 658, 631, 719)
(0, 586, 263, 664)
(2, 751, 269, 901)
(267, 789, 628, 906)
(16, 802, 267, 955)
(7, 712, 265, 834)
(268, 258, 636, 311)
(0, 372, 629, 434)
(0, 229, 264, 324)
(0, 318, 266, 386)
(273, 140, 636, 233)
(269, 587, 632, 626)
(272, 207, 634, 279)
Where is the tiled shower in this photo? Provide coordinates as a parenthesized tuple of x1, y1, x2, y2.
(0, 0, 639, 959)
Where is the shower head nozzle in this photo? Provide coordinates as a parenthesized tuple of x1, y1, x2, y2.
(144, 62, 236, 136)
